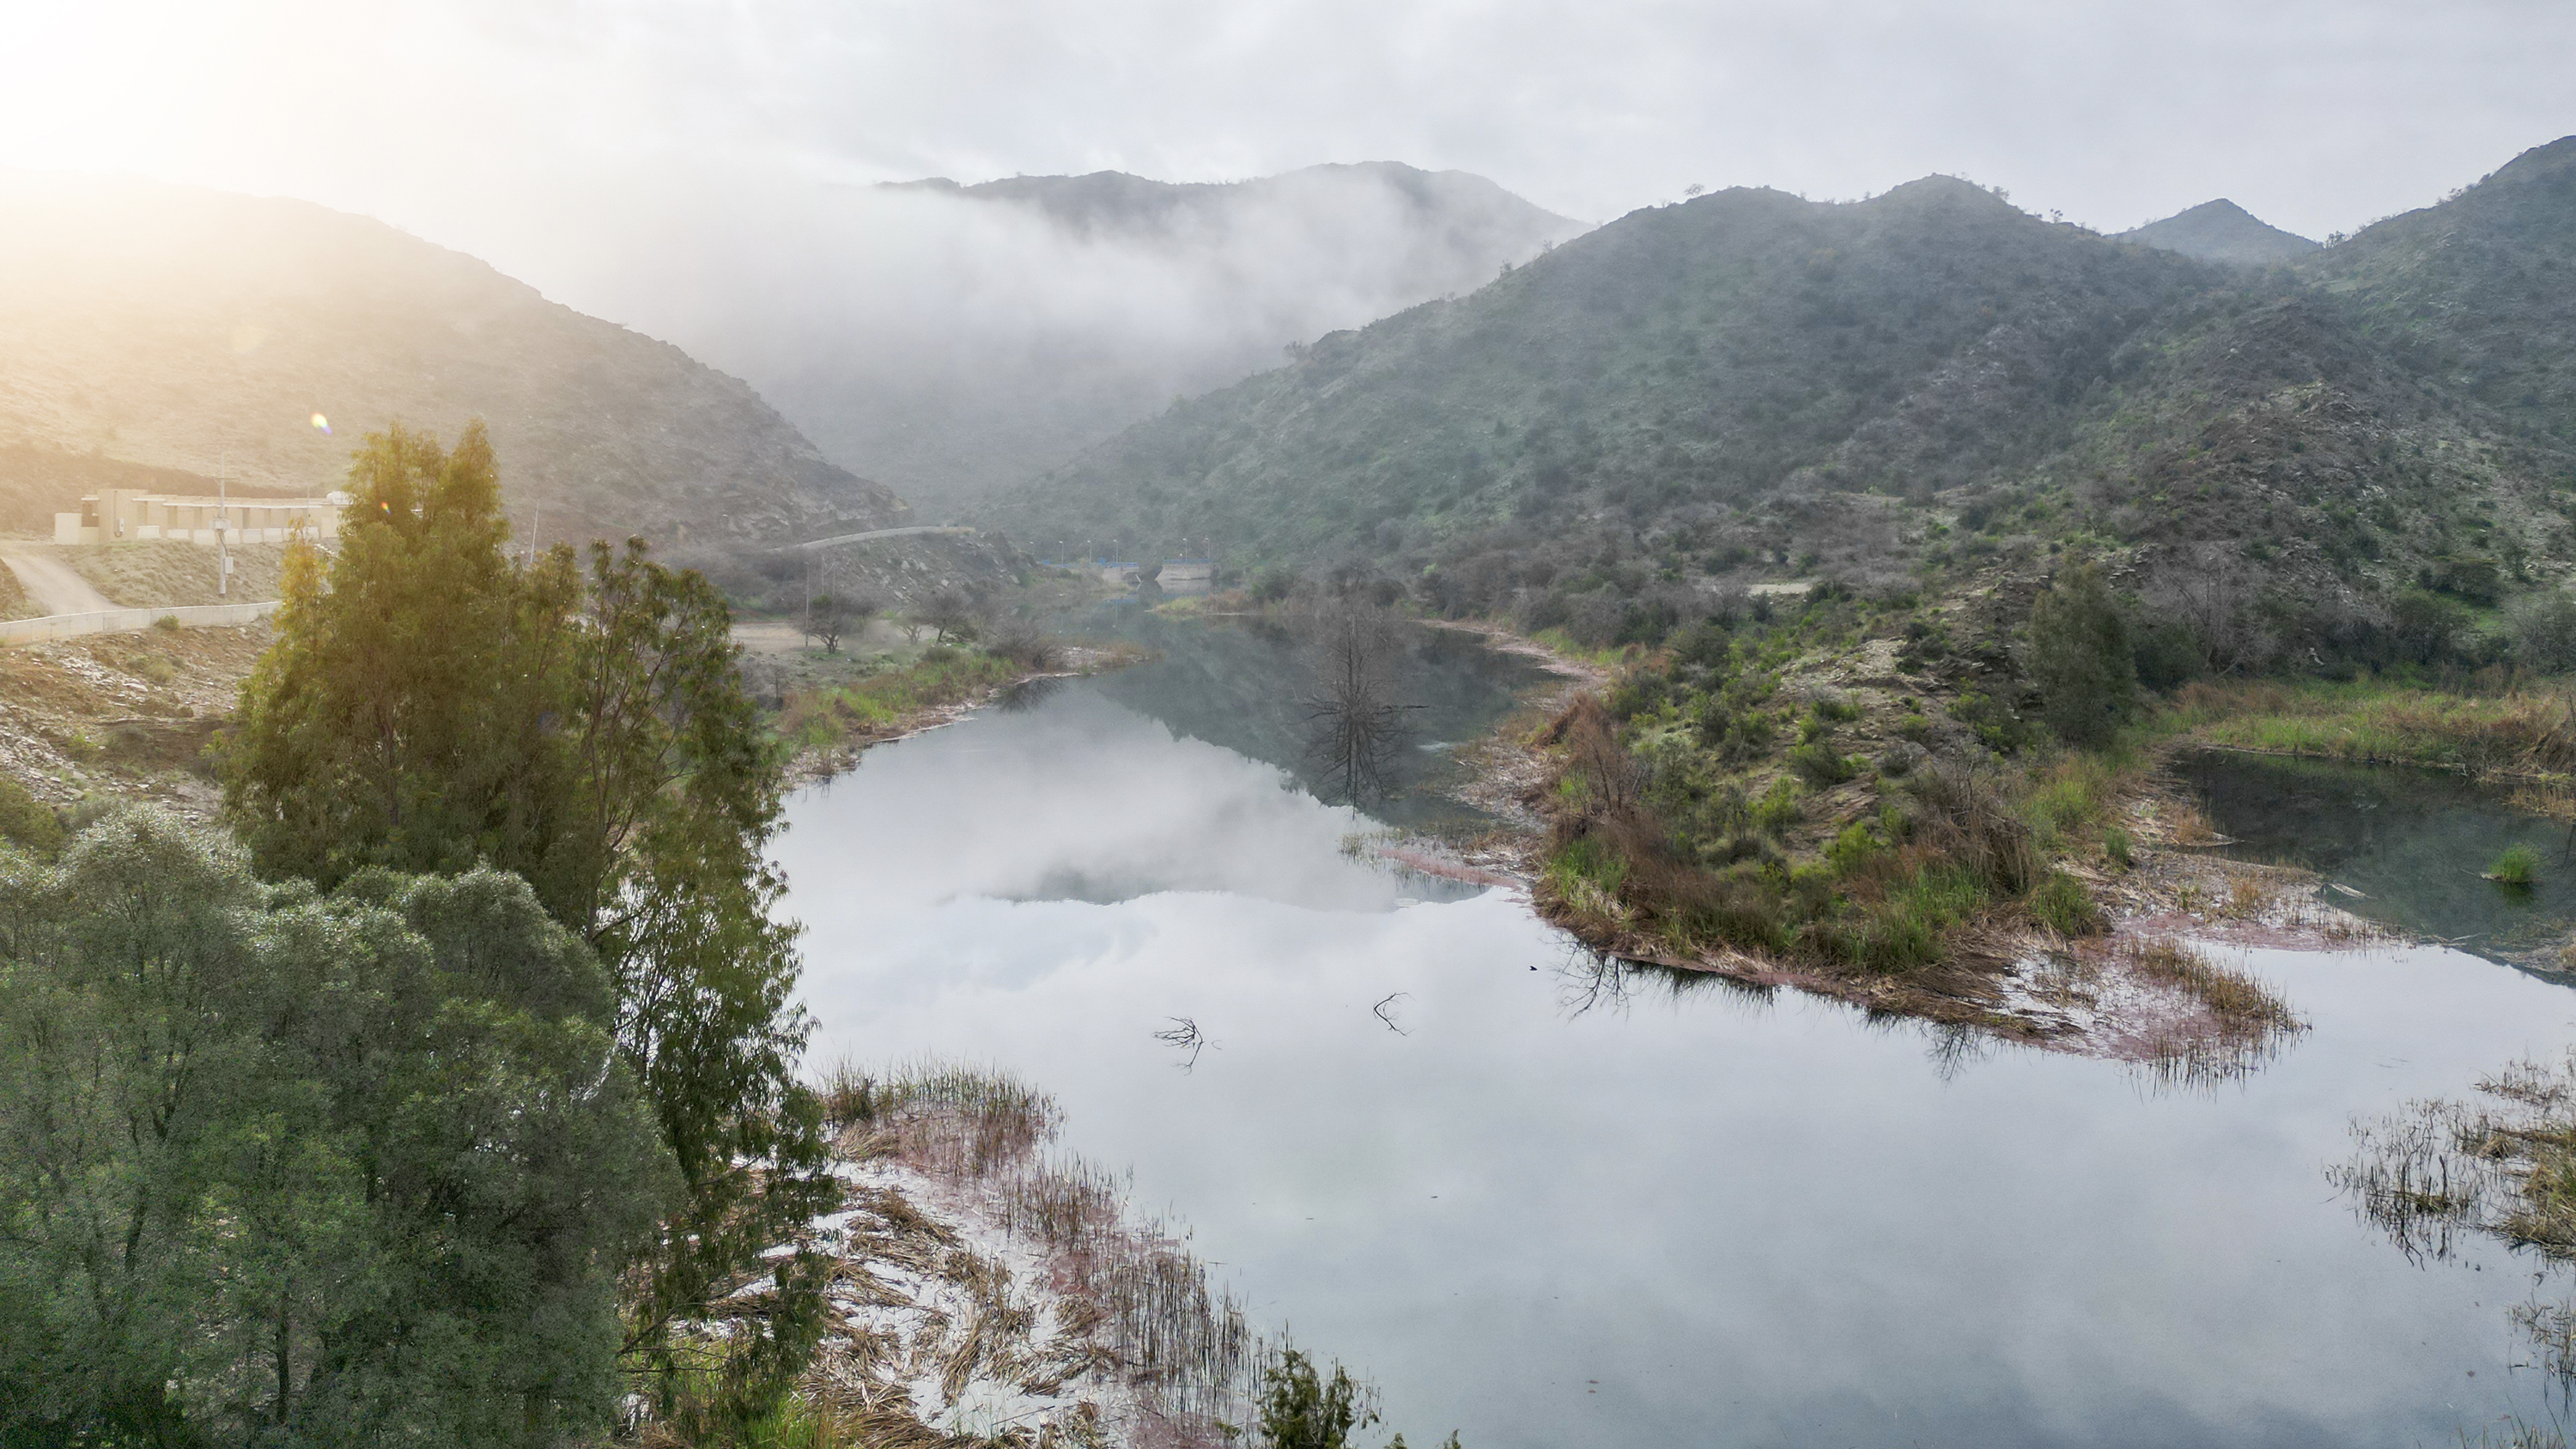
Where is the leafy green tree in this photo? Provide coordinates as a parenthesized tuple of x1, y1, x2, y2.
(0, 808, 674, 1446)
(2026, 563, 2136, 748)
(218, 423, 835, 1426)
(1257, 1350, 1376, 1449)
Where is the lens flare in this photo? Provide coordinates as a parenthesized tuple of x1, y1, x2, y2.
(310, 412, 331, 435)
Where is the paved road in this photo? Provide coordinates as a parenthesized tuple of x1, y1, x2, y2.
(1, 550, 118, 615)
(788, 524, 977, 552)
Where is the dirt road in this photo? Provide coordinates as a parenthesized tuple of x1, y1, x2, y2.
(0, 550, 117, 616)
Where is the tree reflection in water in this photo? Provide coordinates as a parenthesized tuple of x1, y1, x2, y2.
(1302, 603, 1423, 804)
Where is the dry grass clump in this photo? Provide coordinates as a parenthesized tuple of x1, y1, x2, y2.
(2122, 935, 2300, 1034)
(823, 1060, 1061, 1178)
(811, 1061, 1273, 1438)
(2162, 801, 2223, 846)
(2219, 875, 2273, 921)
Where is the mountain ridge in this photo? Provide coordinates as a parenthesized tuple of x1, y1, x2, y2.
(0, 168, 908, 549)
(673, 161, 1591, 517)
(2117, 198, 2318, 266)
(976, 140, 2576, 669)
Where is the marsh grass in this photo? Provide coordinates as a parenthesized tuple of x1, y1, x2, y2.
(817, 1062, 1279, 1438)
(2170, 678, 2576, 779)
(2162, 800, 2223, 846)
(2492, 844, 2542, 888)
(2335, 1052, 2576, 1392)
(2121, 936, 2301, 1037)
(2338, 1052, 2576, 1265)
(776, 648, 1024, 752)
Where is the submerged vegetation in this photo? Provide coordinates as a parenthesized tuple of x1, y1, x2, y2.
(781, 1064, 1456, 1449)
(2341, 1051, 2576, 1386)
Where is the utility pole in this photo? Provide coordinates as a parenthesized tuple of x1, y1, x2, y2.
(216, 446, 229, 597)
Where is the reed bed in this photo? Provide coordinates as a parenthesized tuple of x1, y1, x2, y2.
(817, 1062, 1286, 1442)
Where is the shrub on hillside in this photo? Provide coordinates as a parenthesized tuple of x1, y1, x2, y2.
(2507, 589, 2576, 673)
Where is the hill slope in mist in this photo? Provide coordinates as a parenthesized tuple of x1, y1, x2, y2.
(594, 161, 1588, 518)
(979, 138, 2576, 664)
(2117, 199, 2319, 265)
(0, 171, 907, 548)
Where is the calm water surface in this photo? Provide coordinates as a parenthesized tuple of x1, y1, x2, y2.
(778, 626, 2576, 1446)
(2180, 749, 2576, 973)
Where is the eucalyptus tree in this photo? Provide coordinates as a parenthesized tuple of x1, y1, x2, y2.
(220, 421, 835, 1426)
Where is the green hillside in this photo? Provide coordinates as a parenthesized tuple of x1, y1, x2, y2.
(981, 139, 2576, 670)
(2303, 136, 2576, 438)
(975, 137, 2576, 992)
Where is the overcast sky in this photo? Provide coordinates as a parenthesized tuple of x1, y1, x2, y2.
(8, 0, 2571, 269)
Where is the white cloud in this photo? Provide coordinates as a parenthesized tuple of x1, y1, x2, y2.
(8, 0, 2572, 237)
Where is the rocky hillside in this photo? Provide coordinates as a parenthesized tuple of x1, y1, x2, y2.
(979, 138, 2576, 669)
(2117, 199, 2318, 266)
(0, 169, 908, 550)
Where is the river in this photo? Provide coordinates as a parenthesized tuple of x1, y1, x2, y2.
(777, 620, 2576, 1446)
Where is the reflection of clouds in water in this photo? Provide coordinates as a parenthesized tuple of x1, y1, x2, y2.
(780, 694, 2576, 1446)
(777, 671, 2576, 1446)
(781, 688, 1454, 914)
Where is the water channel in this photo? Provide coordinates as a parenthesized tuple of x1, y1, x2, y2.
(778, 621, 2576, 1446)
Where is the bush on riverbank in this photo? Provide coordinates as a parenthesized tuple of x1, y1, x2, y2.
(0, 809, 676, 1445)
(775, 646, 1026, 751)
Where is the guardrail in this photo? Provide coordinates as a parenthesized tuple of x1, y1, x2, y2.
(0, 600, 282, 646)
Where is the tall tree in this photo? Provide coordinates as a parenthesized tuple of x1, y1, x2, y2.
(219, 424, 834, 1426)
(2026, 562, 2137, 749)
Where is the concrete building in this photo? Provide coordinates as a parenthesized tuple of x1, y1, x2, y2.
(1158, 558, 1215, 596)
(58, 488, 348, 546)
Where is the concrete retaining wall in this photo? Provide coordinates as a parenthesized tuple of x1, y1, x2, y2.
(0, 600, 281, 646)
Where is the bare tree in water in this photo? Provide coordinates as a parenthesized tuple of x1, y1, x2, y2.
(1303, 602, 1420, 803)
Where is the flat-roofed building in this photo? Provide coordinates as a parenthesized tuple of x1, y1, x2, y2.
(1158, 558, 1215, 596)
(58, 488, 347, 546)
